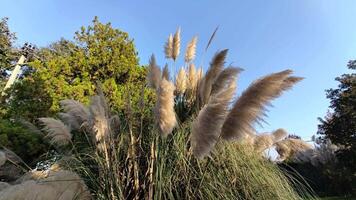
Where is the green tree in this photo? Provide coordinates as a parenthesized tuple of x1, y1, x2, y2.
(32, 17, 153, 114)
(317, 60, 356, 195)
(0, 17, 17, 91)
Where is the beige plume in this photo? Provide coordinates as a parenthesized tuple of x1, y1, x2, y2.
(191, 79, 236, 159)
(162, 63, 170, 80)
(164, 34, 173, 59)
(175, 67, 187, 94)
(211, 66, 243, 97)
(221, 70, 301, 141)
(59, 99, 90, 130)
(39, 118, 72, 146)
(185, 36, 197, 63)
(147, 54, 162, 89)
(154, 78, 177, 137)
(198, 49, 229, 105)
(172, 28, 181, 61)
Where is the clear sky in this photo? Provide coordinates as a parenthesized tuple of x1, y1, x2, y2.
(1, 0, 356, 141)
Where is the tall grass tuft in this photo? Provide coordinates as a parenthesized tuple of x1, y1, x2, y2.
(32, 28, 316, 200)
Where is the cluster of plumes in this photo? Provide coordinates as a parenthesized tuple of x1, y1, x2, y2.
(147, 30, 205, 136)
(38, 89, 120, 150)
(275, 138, 338, 166)
(0, 166, 91, 200)
(154, 28, 304, 158)
(147, 55, 178, 137)
(191, 58, 302, 158)
(251, 129, 288, 153)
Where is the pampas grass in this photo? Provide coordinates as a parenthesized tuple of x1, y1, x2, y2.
(221, 70, 301, 141)
(162, 63, 170, 80)
(185, 36, 197, 63)
(175, 68, 187, 95)
(59, 99, 90, 130)
(172, 28, 181, 61)
(199, 49, 229, 105)
(164, 34, 173, 59)
(147, 55, 162, 89)
(0, 169, 91, 200)
(155, 78, 177, 136)
(275, 138, 313, 162)
(39, 118, 72, 146)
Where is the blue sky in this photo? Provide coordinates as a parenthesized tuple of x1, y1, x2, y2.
(1, 0, 356, 141)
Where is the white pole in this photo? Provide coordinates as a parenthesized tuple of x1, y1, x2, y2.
(1, 55, 26, 96)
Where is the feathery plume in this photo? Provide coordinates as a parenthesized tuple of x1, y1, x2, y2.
(197, 67, 203, 82)
(147, 54, 162, 89)
(172, 28, 181, 61)
(275, 138, 313, 162)
(89, 95, 110, 142)
(17, 119, 43, 135)
(39, 118, 72, 146)
(162, 63, 170, 80)
(253, 134, 274, 153)
(272, 128, 287, 142)
(199, 49, 229, 105)
(175, 67, 187, 94)
(59, 99, 90, 130)
(191, 79, 236, 159)
(187, 63, 198, 90)
(221, 70, 298, 141)
(185, 36, 197, 63)
(164, 34, 173, 59)
(211, 66, 242, 96)
(154, 78, 177, 137)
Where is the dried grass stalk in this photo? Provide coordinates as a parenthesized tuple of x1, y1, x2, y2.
(198, 49, 229, 105)
(154, 78, 177, 137)
(147, 55, 162, 89)
(162, 63, 170, 80)
(175, 67, 187, 94)
(191, 76, 236, 159)
(221, 70, 299, 141)
(185, 36, 197, 63)
(172, 28, 181, 61)
(164, 34, 173, 59)
(39, 118, 72, 146)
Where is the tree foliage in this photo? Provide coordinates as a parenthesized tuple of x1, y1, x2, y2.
(31, 17, 154, 115)
(317, 60, 356, 196)
(318, 61, 356, 167)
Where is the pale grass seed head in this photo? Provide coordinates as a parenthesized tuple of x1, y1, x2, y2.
(198, 49, 229, 105)
(175, 67, 187, 94)
(191, 73, 237, 159)
(162, 63, 170, 80)
(164, 34, 173, 59)
(59, 99, 90, 130)
(185, 36, 197, 63)
(147, 54, 162, 89)
(221, 70, 300, 141)
(39, 118, 72, 146)
(172, 28, 181, 61)
(155, 78, 177, 137)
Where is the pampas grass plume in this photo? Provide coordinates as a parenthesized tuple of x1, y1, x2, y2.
(155, 78, 177, 137)
(175, 67, 187, 94)
(185, 36, 197, 63)
(39, 118, 72, 146)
